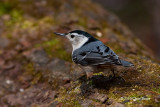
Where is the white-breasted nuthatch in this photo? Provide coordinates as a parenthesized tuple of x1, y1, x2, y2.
(54, 30, 134, 78)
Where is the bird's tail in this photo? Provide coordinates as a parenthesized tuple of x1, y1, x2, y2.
(120, 59, 134, 67)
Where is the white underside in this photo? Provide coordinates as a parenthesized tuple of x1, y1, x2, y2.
(72, 34, 88, 51)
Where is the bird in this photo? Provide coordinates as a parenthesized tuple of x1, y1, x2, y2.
(54, 30, 134, 79)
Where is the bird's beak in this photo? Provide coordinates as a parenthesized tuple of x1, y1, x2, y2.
(54, 32, 67, 37)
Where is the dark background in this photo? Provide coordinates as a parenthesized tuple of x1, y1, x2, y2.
(94, 0, 160, 59)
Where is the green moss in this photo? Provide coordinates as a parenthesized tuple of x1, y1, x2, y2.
(55, 48, 71, 61)
(35, 38, 59, 48)
(40, 16, 55, 24)
(0, 2, 13, 16)
(106, 42, 125, 54)
(35, 38, 71, 62)
(133, 38, 146, 55)
(107, 85, 160, 106)
(116, 33, 129, 42)
(93, 72, 104, 76)
(5, 9, 23, 26)
(78, 17, 87, 28)
(23, 63, 43, 85)
(21, 20, 34, 29)
(152, 87, 160, 94)
(23, 63, 35, 74)
(135, 56, 160, 73)
(55, 85, 82, 106)
(31, 72, 43, 85)
(6, 34, 13, 39)
(11, 10, 23, 20)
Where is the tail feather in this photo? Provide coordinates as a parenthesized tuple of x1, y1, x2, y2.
(120, 59, 134, 67)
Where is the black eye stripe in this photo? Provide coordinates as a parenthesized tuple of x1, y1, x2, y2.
(71, 35, 75, 38)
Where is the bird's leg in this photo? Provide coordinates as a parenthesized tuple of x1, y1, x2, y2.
(111, 67, 116, 78)
(81, 66, 94, 80)
(86, 71, 93, 79)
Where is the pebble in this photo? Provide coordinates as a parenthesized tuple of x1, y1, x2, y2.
(19, 88, 24, 92)
(6, 80, 13, 84)
(96, 31, 102, 37)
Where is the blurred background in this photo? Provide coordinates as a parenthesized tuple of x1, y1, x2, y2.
(94, 0, 160, 59)
(0, 0, 159, 59)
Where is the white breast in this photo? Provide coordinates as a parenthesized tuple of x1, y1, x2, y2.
(72, 35, 88, 51)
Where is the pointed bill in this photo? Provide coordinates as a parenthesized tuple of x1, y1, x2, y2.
(54, 32, 66, 36)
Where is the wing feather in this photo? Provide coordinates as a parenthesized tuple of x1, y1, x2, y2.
(77, 48, 121, 66)
(73, 41, 122, 66)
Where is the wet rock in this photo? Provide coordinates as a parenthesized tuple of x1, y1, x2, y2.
(115, 102, 125, 107)
(70, 64, 85, 80)
(47, 59, 72, 88)
(19, 37, 32, 48)
(3, 84, 56, 106)
(2, 50, 18, 61)
(155, 95, 160, 103)
(25, 48, 84, 89)
(0, 37, 9, 48)
(80, 81, 93, 96)
(81, 99, 93, 107)
(89, 93, 108, 103)
(29, 49, 49, 67)
(3, 62, 15, 70)
(0, 57, 5, 69)
(0, 77, 19, 96)
(46, 58, 84, 88)
(64, 83, 71, 89)
(0, 61, 22, 81)
(47, 58, 70, 73)
(50, 101, 59, 107)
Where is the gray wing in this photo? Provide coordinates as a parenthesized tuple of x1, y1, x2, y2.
(74, 44, 122, 66)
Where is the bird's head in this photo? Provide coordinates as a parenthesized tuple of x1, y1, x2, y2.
(54, 30, 97, 51)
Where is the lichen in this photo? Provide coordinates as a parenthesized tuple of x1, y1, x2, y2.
(22, 63, 43, 85)
(55, 83, 82, 106)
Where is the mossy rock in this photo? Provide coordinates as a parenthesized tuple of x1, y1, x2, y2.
(0, 0, 159, 106)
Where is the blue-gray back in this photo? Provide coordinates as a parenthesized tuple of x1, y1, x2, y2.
(72, 41, 121, 66)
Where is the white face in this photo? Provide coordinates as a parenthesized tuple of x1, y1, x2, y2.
(66, 33, 88, 51)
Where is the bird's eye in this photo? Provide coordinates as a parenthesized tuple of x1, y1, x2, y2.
(70, 35, 75, 38)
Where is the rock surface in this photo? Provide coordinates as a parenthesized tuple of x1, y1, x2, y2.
(0, 0, 159, 106)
